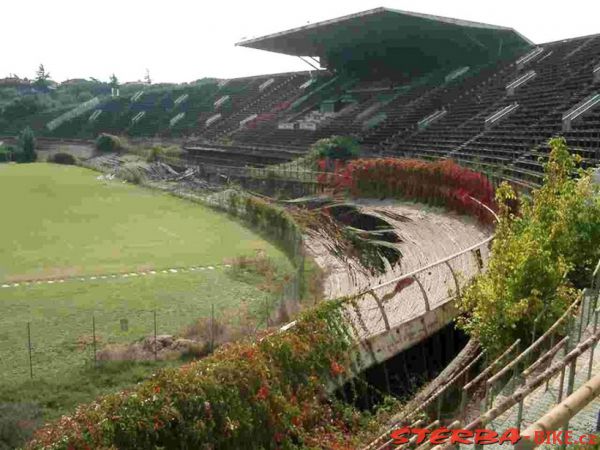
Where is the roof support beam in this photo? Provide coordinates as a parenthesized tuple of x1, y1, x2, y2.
(298, 56, 320, 71)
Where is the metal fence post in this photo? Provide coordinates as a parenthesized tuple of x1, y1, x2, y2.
(557, 364, 566, 404)
(545, 333, 556, 391)
(210, 303, 215, 353)
(436, 390, 444, 420)
(460, 387, 468, 421)
(27, 322, 33, 379)
(578, 295, 586, 343)
(589, 309, 598, 380)
(92, 315, 97, 368)
(516, 396, 525, 431)
(153, 310, 158, 361)
(483, 382, 491, 412)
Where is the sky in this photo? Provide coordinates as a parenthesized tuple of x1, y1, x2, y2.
(2, 0, 599, 84)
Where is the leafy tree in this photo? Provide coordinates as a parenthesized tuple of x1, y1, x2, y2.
(34, 64, 51, 88)
(1, 95, 41, 120)
(109, 74, 119, 89)
(17, 127, 37, 162)
(457, 138, 600, 355)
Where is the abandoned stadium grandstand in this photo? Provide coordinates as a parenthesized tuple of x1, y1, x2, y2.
(14, 7, 595, 192)
(2, 6, 599, 450)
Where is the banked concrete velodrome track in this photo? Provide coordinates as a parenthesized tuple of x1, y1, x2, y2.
(299, 198, 495, 374)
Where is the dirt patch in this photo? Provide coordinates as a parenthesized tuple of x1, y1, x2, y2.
(98, 335, 204, 362)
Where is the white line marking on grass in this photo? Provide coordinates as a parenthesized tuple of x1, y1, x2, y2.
(2, 264, 231, 288)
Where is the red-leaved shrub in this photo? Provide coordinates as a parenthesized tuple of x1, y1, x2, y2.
(318, 158, 497, 224)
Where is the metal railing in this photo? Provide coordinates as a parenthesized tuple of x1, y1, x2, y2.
(485, 103, 520, 130)
(418, 109, 447, 130)
(46, 97, 101, 131)
(365, 258, 600, 450)
(516, 47, 544, 69)
(562, 93, 600, 131)
(506, 70, 537, 96)
(446, 260, 600, 450)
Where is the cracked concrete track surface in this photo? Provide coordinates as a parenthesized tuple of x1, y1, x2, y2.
(303, 199, 493, 338)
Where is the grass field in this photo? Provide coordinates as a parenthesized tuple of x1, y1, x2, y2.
(0, 163, 296, 429)
(0, 163, 287, 282)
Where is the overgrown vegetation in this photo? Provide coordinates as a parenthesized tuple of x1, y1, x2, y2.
(0, 361, 178, 449)
(323, 157, 496, 224)
(457, 138, 600, 355)
(0, 144, 14, 162)
(289, 203, 402, 275)
(310, 135, 361, 161)
(95, 133, 124, 153)
(145, 144, 184, 162)
(27, 301, 369, 449)
(15, 127, 37, 163)
(48, 152, 77, 165)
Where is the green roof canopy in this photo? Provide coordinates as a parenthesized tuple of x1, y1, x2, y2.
(237, 7, 532, 76)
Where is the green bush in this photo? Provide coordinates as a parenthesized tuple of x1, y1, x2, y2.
(95, 133, 123, 153)
(146, 145, 183, 162)
(0, 145, 14, 163)
(17, 127, 36, 163)
(146, 145, 164, 162)
(310, 135, 360, 161)
(0, 402, 42, 449)
(457, 138, 600, 355)
(49, 152, 77, 165)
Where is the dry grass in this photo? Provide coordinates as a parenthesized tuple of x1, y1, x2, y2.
(227, 250, 286, 295)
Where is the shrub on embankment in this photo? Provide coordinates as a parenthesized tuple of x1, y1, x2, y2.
(95, 133, 125, 153)
(319, 158, 497, 224)
(27, 301, 367, 449)
(457, 138, 600, 355)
